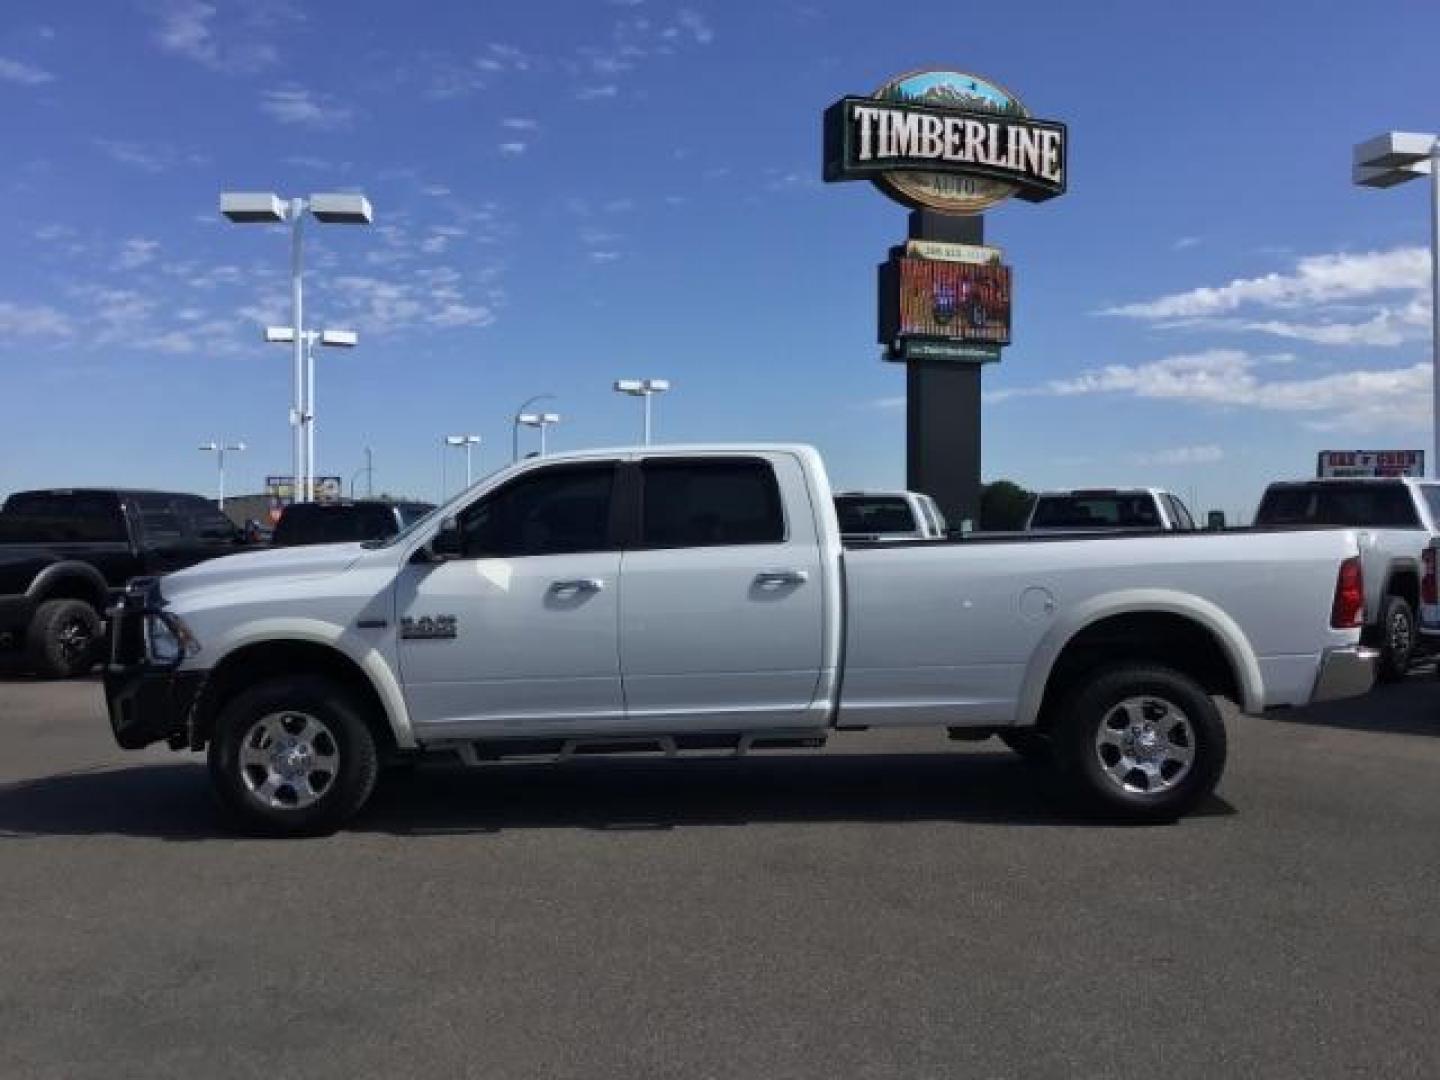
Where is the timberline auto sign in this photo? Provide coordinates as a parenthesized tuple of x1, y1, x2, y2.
(824, 70, 1067, 214)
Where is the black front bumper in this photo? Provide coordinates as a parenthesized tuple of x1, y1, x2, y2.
(104, 666, 208, 750)
(103, 578, 207, 750)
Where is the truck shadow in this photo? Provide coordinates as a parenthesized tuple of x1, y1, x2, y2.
(1274, 668, 1440, 738)
(0, 753, 1234, 841)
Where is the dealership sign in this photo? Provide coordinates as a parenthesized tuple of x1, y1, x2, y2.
(824, 70, 1067, 214)
(1316, 450, 1424, 478)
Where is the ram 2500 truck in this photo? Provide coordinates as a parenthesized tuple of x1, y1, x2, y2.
(1253, 477, 1440, 680)
(103, 445, 1376, 835)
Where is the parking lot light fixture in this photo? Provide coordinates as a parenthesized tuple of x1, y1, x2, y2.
(264, 326, 358, 503)
(518, 412, 561, 456)
(1353, 131, 1440, 477)
(198, 440, 246, 508)
(222, 189, 372, 501)
(445, 434, 482, 486)
(613, 377, 671, 445)
(511, 393, 557, 461)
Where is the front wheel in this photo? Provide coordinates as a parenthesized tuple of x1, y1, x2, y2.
(1053, 664, 1227, 823)
(208, 675, 379, 836)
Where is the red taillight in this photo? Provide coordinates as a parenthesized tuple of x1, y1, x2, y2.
(1331, 556, 1365, 629)
(1424, 547, 1438, 606)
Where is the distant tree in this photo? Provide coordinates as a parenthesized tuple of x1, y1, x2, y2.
(979, 479, 1033, 531)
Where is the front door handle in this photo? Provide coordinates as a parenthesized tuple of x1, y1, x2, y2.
(754, 569, 809, 587)
(549, 577, 605, 595)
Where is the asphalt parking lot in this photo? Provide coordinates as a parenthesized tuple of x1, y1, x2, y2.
(1, 676, 1437, 1079)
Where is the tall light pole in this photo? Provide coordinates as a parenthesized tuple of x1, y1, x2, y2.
(446, 434, 482, 487)
(264, 326, 357, 502)
(198, 440, 246, 508)
(349, 446, 374, 499)
(613, 378, 671, 445)
(221, 191, 372, 501)
(1353, 132, 1440, 477)
(517, 412, 561, 456)
(512, 393, 556, 462)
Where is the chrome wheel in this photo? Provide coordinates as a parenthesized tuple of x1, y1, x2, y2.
(239, 711, 340, 810)
(1093, 695, 1195, 795)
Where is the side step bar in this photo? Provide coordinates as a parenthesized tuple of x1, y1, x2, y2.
(451, 730, 828, 766)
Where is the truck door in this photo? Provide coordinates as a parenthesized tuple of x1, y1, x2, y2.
(395, 462, 625, 739)
(618, 454, 826, 731)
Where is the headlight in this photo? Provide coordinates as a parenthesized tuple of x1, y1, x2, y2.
(144, 614, 200, 664)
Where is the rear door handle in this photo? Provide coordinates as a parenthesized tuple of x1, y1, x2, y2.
(754, 569, 809, 587)
(549, 578, 605, 594)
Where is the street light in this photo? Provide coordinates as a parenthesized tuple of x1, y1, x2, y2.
(517, 412, 561, 456)
(264, 325, 358, 503)
(221, 189, 373, 501)
(445, 434, 482, 487)
(613, 377, 671, 445)
(512, 393, 556, 462)
(198, 440, 246, 508)
(1353, 132, 1440, 477)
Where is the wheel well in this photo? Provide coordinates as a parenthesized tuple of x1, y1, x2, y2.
(34, 573, 107, 611)
(192, 640, 395, 755)
(1386, 569, 1420, 612)
(1037, 612, 1241, 730)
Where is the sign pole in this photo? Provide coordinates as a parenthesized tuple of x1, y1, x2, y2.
(905, 210, 984, 531)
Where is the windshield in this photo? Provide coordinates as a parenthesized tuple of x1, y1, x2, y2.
(1030, 493, 1162, 529)
(365, 503, 444, 548)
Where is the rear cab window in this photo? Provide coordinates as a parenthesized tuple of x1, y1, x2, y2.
(1030, 493, 1163, 529)
(1256, 483, 1421, 528)
(835, 495, 918, 536)
(640, 459, 784, 547)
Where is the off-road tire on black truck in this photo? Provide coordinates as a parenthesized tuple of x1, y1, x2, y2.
(26, 598, 103, 679)
(1375, 595, 1415, 684)
(208, 674, 379, 837)
(1052, 663, 1227, 823)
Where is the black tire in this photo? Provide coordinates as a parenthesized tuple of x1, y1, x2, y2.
(1053, 664, 1227, 823)
(207, 675, 379, 837)
(1375, 596, 1415, 683)
(997, 728, 1054, 765)
(26, 598, 103, 679)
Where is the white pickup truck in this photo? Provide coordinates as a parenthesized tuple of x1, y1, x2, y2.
(104, 445, 1376, 835)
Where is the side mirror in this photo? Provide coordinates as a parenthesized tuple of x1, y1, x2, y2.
(430, 517, 463, 560)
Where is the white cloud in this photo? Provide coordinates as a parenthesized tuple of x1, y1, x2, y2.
(147, 0, 278, 73)
(675, 9, 715, 44)
(1172, 236, 1201, 251)
(987, 348, 1431, 432)
(589, 251, 622, 264)
(498, 142, 527, 157)
(0, 301, 73, 337)
(0, 57, 54, 85)
(577, 84, 618, 100)
(502, 117, 538, 131)
(1107, 247, 1429, 320)
(1130, 445, 1224, 466)
(116, 238, 161, 270)
(260, 86, 352, 128)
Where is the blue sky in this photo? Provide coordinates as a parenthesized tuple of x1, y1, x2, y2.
(2, 0, 1438, 519)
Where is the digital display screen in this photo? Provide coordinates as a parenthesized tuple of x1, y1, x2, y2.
(894, 257, 1011, 345)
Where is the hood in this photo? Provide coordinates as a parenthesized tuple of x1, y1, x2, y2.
(159, 542, 366, 601)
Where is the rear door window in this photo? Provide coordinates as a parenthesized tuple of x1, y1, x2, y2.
(641, 459, 784, 547)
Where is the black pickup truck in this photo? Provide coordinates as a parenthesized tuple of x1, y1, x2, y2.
(0, 489, 250, 677)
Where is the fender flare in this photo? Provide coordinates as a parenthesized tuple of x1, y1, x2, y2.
(26, 560, 110, 610)
(204, 618, 417, 749)
(1015, 588, 1265, 726)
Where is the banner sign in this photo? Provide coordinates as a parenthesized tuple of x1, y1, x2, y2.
(904, 240, 1002, 264)
(824, 70, 1067, 214)
(1316, 450, 1424, 478)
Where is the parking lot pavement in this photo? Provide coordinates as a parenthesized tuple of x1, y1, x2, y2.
(1, 677, 1437, 1080)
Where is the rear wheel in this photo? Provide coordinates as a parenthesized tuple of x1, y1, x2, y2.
(208, 675, 379, 836)
(1053, 664, 1226, 823)
(27, 599, 103, 679)
(1375, 596, 1415, 683)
